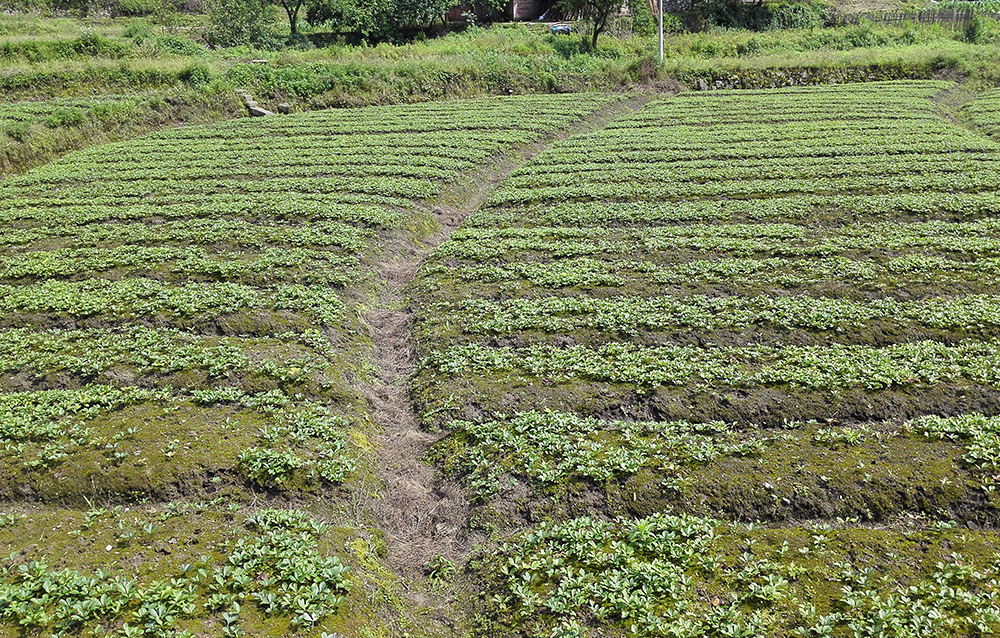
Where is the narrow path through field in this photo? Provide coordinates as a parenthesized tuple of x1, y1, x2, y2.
(357, 95, 652, 633)
(933, 83, 978, 129)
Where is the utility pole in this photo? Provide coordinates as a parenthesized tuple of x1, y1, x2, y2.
(658, 0, 664, 61)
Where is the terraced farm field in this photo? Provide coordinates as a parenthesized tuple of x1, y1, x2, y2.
(415, 81, 1000, 636)
(4, 80, 1000, 637)
(0, 93, 623, 637)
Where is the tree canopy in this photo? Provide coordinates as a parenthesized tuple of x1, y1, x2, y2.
(556, 0, 622, 49)
(206, 0, 278, 47)
(305, 0, 456, 39)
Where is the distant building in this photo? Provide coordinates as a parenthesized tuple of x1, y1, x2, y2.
(508, 0, 553, 19)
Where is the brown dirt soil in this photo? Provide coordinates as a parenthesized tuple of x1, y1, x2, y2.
(354, 95, 660, 634)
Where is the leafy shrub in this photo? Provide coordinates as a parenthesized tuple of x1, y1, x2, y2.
(3, 121, 30, 141)
(88, 100, 136, 121)
(47, 0, 93, 16)
(966, 14, 1000, 44)
(0, 41, 47, 62)
(768, 2, 828, 29)
(663, 12, 683, 33)
(843, 20, 880, 46)
(155, 34, 206, 55)
(237, 447, 302, 486)
(736, 36, 763, 56)
(630, 0, 656, 35)
(147, 94, 166, 111)
(549, 33, 589, 58)
(110, 0, 161, 16)
(690, 0, 828, 31)
(123, 18, 154, 41)
(70, 33, 130, 57)
(43, 107, 85, 128)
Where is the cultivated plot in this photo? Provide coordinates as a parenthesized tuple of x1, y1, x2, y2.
(415, 81, 1000, 636)
(0, 93, 620, 636)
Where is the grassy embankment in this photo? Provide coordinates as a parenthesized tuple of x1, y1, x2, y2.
(6, 6, 1000, 174)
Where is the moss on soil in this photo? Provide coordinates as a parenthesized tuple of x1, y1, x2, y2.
(0, 503, 402, 637)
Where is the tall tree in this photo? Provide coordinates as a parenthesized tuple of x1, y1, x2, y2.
(392, 0, 455, 26)
(557, 0, 623, 49)
(276, 0, 306, 35)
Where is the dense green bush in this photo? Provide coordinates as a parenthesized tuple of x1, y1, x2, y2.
(179, 60, 210, 85)
(110, 0, 161, 15)
(206, 0, 280, 47)
(0, 0, 166, 15)
(305, 0, 476, 42)
(767, 1, 827, 29)
(0, 34, 129, 61)
(43, 107, 85, 127)
(88, 99, 138, 121)
(155, 33, 206, 54)
(966, 14, 1000, 44)
(630, 0, 656, 36)
(72, 32, 130, 55)
(663, 12, 684, 33)
(122, 18, 154, 40)
(691, 0, 829, 31)
(4, 121, 30, 141)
